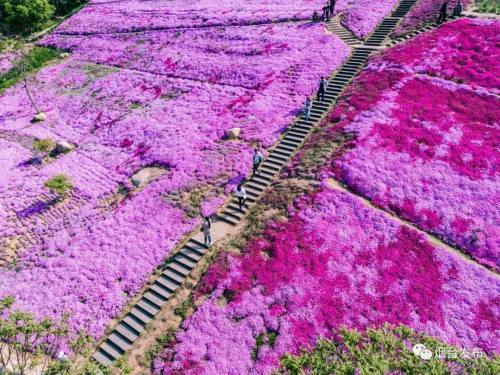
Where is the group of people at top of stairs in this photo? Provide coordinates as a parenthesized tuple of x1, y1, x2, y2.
(438, 1, 463, 23)
(313, 0, 336, 22)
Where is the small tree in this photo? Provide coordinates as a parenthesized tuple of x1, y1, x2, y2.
(0, 296, 69, 374)
(18, 50, 43, 117)
(44, 174, 73, 198)
(0, 0, 55, 34)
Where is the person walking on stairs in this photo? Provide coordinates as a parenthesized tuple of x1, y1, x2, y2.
(252, 148, 263, 176)
(202, 216, 212, 246)
(303, 97, 312, 120)
(317, 76, 328, 102)
(329, 0, 336, 13)
(235, 183, 247, 211)
(452, 0, 463, 17)
(437, 1, 448, 23)
(322, 5, 331, 21)
(312, 10, 319, 21)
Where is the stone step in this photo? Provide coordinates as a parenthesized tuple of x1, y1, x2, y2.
(293, 123, 313, 131)
(143, 291, 167, 308)
(155, 270, 183, 292)
(100, 341, 123, 359)
(241, 184, 262, 196)
(288, 130, 308, 139)
(273, 148, 294, 158)
(180, 247, 203, 262)
(246, 179, 266, 190)
(149, 282, 173, 300)
(174, 253, 197, 269)
(268, 152, 288, 162)
(283, 135, 304, 144)
(260, 165, 280, 176)
(274, 145, 296, 155)
(187, 239, 208, 253)
(93, 349, 114, 366)
(218, 213, 239, 226)
(182, 244, 205, 258)
(252, 174, 272, 185)
(325, 86, 343, 93)
(245, 184, 265, 196)
(108, 332, 132, 352)
(115, 322, 139, 343)
(249, 177, 269, 188)
(312, 101, 330, 108)
(259, 167, 276, 178)
(168, 262, 191, 277)
(130, 306, 153, 324)
(123, 314, 145, 335)
(223, 209, 244, 221)
(155, 271, 182, 298)
(162, 268, 185, 284)
(228, 202, 247, 213)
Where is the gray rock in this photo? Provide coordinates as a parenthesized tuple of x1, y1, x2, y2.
(32, 112, 46, 122)
(131, 167, 165, 188)
(55, 141, 75, 154)
(226, 127, 241, 140)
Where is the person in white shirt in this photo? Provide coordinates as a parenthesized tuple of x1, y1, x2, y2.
(236, 183, 247, 211)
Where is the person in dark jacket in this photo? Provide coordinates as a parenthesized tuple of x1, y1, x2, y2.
(437, 1, 449, 23)
(252, 148, 263, 176)
(452, 0, 463, 17)
(317, 76, 328, 102)
(329, 0, 336, 13)
(202, 216, 212, 246)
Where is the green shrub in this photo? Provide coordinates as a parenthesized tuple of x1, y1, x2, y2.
(0, 0, 55, 34)
(49, 0, 86, 16)
(33, 138, 54, 154)
(173, 297, 193, 319)
(44, 174, 73, 197)
(477, 0, 500, 14)
(0, 296, 70, 374)
(279, 325, 499, 375)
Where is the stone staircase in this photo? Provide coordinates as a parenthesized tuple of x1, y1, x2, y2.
(387, 15, 462, 47)
(365, 0, 417, 46)
(93, 0, 422, 366)
(93, 237, 209, 365)
(325, 16, 361, 46)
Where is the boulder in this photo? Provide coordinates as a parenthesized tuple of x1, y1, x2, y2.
(226, 127, 241, 140)
(131, 167, 165, 188)
(32, 112, 46, 122)
(55, 141, 75, 154)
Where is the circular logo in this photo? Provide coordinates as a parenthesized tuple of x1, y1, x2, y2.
(420, 348, 433, 360)
(412, 343, 426, 356)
